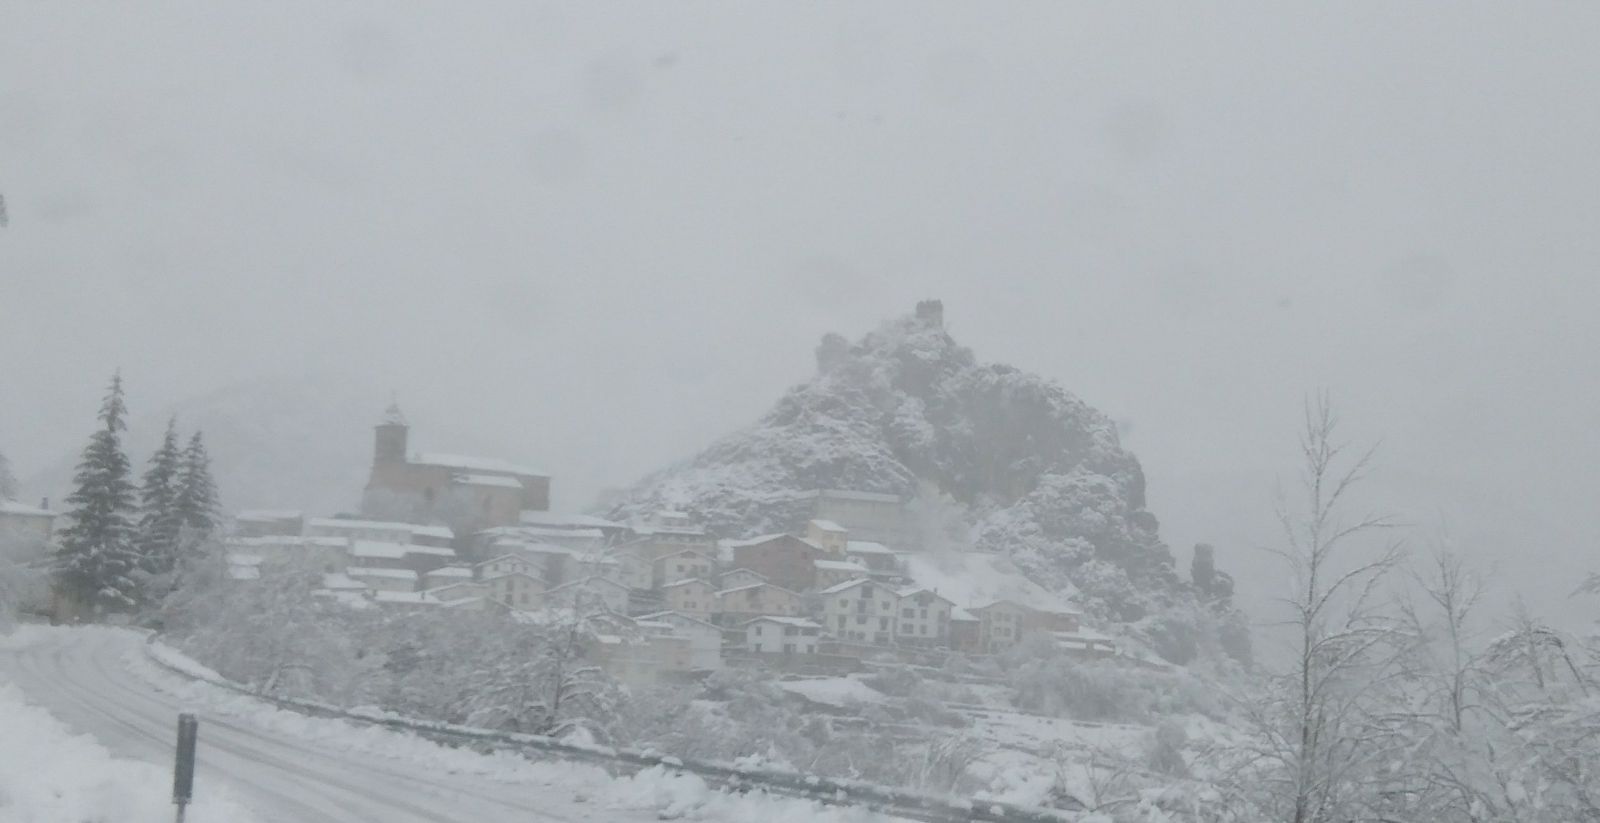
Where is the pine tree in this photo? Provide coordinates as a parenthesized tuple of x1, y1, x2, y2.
(173, 430, 219, 541)
(137, 418, 185, 575)
(53, 372, 142, 616)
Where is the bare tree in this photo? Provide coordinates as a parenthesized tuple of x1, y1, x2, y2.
(1230, 396, 1407, 823)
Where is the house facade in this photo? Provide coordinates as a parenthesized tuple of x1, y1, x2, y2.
(660, 578, 716, 621)
(820, 578, 899, 645)
(745, 617, 822, 655)
(727, 534, 825, 592)
(715, 582, 805, 625)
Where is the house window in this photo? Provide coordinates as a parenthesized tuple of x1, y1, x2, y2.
(879, 617, 888, 630)
(902, 608, 915, 618)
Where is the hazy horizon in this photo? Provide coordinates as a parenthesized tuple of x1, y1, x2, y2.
(5, 3, 1598, 630)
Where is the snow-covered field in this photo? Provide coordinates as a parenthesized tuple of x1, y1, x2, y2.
(0, 679, 258, 823)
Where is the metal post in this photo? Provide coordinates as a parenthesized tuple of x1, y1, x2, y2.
(173, 713, 198, 822)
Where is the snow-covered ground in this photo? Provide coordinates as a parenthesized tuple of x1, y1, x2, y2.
(0, 679, 258, 823)
(0, 625, 902, 823)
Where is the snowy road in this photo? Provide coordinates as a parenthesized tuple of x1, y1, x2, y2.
(0, 628, 660, 822)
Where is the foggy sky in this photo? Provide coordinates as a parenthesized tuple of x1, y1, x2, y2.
(3, 4, 1598, 625)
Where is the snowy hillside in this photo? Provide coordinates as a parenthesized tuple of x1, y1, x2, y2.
(611, 303, 1249, 664)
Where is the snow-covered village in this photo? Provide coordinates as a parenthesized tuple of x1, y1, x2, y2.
(5, 5, 1600, 823)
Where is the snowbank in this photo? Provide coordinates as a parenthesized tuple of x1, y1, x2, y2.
(0, 681, 257, 823)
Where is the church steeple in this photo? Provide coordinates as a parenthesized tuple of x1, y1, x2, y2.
(374, 400, 408, 464)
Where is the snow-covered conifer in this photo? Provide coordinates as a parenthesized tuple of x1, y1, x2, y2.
(53, 372, 142, 616)
(136, 417, 185, 574)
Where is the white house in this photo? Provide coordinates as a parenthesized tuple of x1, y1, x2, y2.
(744, 616, 822, 655)
(637, 610, 725, 671)
(820, 578, 899, 644)
(895, 587, 956, 646)
(482, 571, 545, 610)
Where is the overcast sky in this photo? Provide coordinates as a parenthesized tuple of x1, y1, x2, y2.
(3, 3, 1597, 624)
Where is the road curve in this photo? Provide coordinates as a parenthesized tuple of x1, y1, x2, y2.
(0, 627, 653, 822)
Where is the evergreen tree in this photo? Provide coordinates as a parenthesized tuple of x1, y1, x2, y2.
(0, 448, 16, 500)
(53, 372, 142, 616)
(137, 418, 185, 574)
(173, 430, 219, 541)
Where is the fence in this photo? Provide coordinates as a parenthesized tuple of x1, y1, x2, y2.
(142, 639, 1084, 822)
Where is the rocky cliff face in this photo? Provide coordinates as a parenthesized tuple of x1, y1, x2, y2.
(611, 303, 1246, 663)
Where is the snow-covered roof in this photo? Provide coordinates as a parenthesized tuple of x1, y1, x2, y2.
(516, 526, 604, 540)
(548, 575, 628, 593)
(225, 553, 264, 566)
(481, 570, 544, 585)
(305, 517, 453, 540)
(720, 568, 766, 581)
(808, 519, 846, 532)
(351, 540, 410, 560)
(372, 591, 444, 606)
(234, 509, 302, 522)
(814, 559, 869, 572)
(661, 578, 713, 590)
(476, 552, 537, 567)
(818, 578, 876, 595)
(346, 566, 418, 581)
(229, 535, 348, 549)
(452, 473, 523, 489)
(424, 566, 473, 578)
(403, 545, 457, 558)
(743, 616, 821, 629)
(844, 540, 894, 555)
(950, 607, 979, 622)
(426, 581, 487, 596)
(413, 452, 546, 478)
(517, 511, 623, 529)
(724, 533, 790, 548)
(654, 548, 716, 562)
(635, 610, 721, 630)
(227, 566, 260, 580)
(895, 586, 955, 605)
(0, 499, 55, 517)
(717, 581, 800, 598)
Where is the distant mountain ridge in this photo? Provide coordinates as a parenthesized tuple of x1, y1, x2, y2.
(611, 302, 1248, 664)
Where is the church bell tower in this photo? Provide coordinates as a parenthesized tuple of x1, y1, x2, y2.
(373, 401, 409, 464)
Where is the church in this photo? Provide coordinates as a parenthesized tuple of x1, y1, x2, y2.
(360, 403, 550, 535)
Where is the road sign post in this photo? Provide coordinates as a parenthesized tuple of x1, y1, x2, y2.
(173, 713, 198, 823)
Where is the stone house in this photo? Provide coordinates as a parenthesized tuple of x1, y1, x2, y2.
(660, 578, 717, 621)
(727, 534, 826, 592)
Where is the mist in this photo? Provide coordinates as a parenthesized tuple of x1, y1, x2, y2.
(4, 3, 1599, 627)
